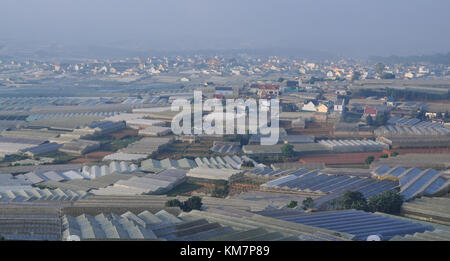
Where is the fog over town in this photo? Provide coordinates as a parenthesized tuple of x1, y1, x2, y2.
(0, 0, 449, 246)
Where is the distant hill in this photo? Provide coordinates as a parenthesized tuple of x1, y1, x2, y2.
(369, 52, 450, 65)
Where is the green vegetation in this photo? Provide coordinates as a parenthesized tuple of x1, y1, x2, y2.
(100, 135, 141, 152)
(165, 199, 182, 207)
(165, 180, 204, 196)
(302, 197, 315, 210)
(286, 200, 298, 208)
(367, 191, 404, 215)
(341, 191, 368, 211)
(211, 182, 230, 198)
(281, 103, 298, 112)
(380, 154, 389, 159)
(339, 190, 404, 214)
(374, 63, 386, 75)
(367, 113, 388, 127)
(1, 154, 30, 163)
(351, 71, 361, 81)
(343, 112, 363, 123)
(180, 196, 203, 212)
(390, 151, 399, 157)
(281, 143, 294, 157)
(241, 160, 255, 168)
(165, 196, 203, 212)
(365, 156, 375, 165)
(39, 151, 76, 164)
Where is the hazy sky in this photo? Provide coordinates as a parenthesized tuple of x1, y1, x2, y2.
(1, 0, 450, 57)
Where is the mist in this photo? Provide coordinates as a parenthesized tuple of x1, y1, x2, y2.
(1, 0, 450, 58)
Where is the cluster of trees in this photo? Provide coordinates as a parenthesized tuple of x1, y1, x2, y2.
(241, 161, 255, 168)
(373, 63, 396, 79)
(365, 152, 399, 164)
(165, 196, 203, 212)
(285, 197, 315, 210)
(340, 191, 404, 214)
(302, 197, 315, 210)
(351, 71, 361, 81)
(366, 113, 388, 127)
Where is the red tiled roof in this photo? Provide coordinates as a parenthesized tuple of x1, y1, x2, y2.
(364, 106, 377, 115)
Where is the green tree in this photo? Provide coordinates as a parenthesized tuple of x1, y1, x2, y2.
(380, 154, 389, 159)
(180, 196, 203, 212)
(211, 183, 229, 198)
(341, 191, 368, 211)
(365, 156, 375, 165)
(302, 197, 315, 210)
(374, 63, 386, 75)
(366, 115, 374, 126)
(241, 161, 255, 168)
(367, 191, 404, 214)
(281, 143, 294, 157)
(375, 113, 388, 126)
(286, 200, 298, 208)
(351, 71, 361, 81)
(165, 199, 181, 207)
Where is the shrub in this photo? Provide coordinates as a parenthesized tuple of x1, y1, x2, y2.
(390, 151, 399, 157)
(281, 143, 294, 157)
(286, 200, 298, 208)
(365, 156, 375, 165)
